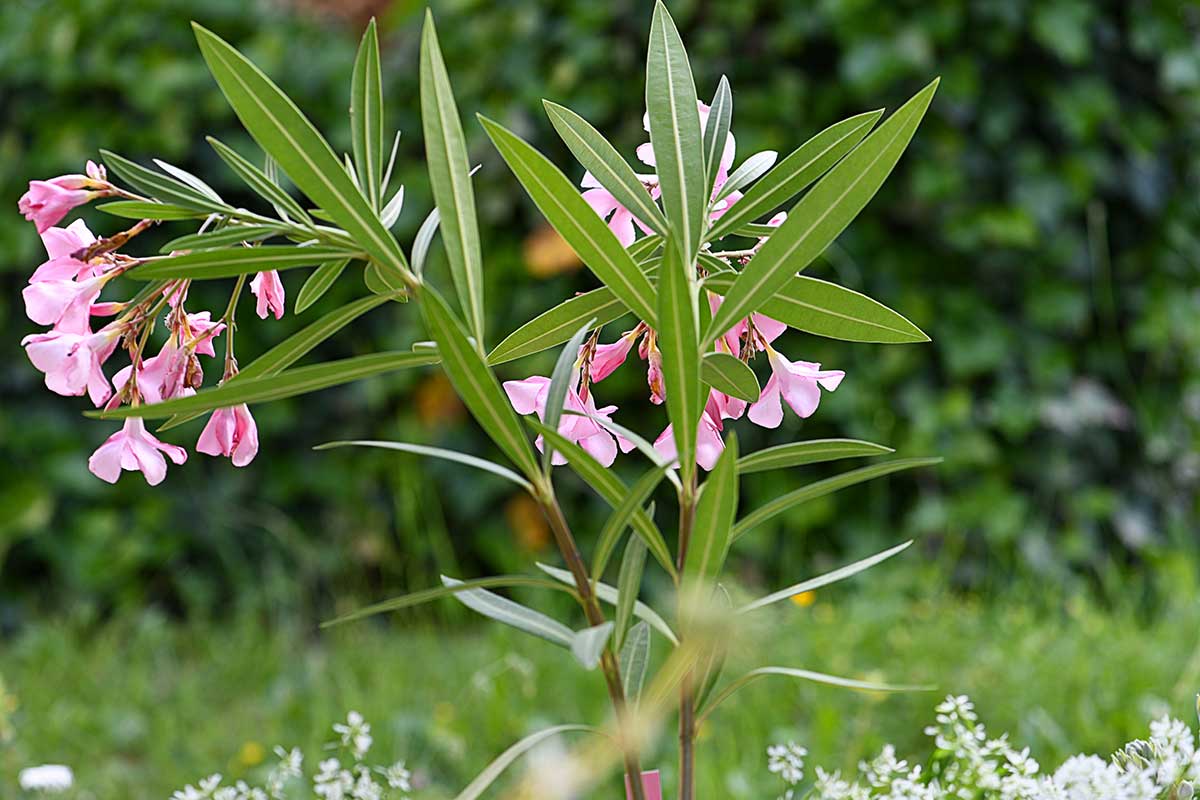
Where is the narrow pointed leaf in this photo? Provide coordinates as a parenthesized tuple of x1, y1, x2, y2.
(537, 563, 678, 645)
(160, 224, 283, 254)
(207, 137, 313, 225)
(737, 439, 893, 474)
(614, 534, 648, 652)
(701, 352, 759, 402)
(380, 185, 404, 228)
(706, 108, 885, 241)
(592, 466, 669, 584)
(544, 100, 667, 235)
(713, 150, 777, 202)
(685, 433, 738, 586)
(480, 115, 658, 325)
(619, 620, 651, 706)
(130, 245, 353, 280)
(442, 576, 574, 648)
(411, 207, 441, 278)
(295, 258, 350, 313)
(646, 1, 705, 266)
(657, 239, 702, 483)
(700, 667, 928, 720)
(364, 259, 408, 296)
(542, 321, 595, 469)
(192, 24, 413, 286)
(453, 725, 596, 800)
(322, 575, 576, 626)
(420, 12, 485, 346)
(740, 541, 913, 613)
(97, 200, 207, 220)
(314, 440, 534, 492)
(350, 18, 384, 209)
(732, 457, 942, 540)
(706, 80, 938, 341)
(702, 76, 732, 192)
(152, 159, 224, 202)
(100, 150, 226, 210)
(421, 287, 541, 482)
(488, 287, 629, 365)
(571, 622, 614, 670)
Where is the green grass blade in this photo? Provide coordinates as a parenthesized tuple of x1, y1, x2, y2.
(350, 18, 384, 210)
(736, 439, 894, 474)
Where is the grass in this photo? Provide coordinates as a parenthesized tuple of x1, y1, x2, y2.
(3, 567, 1200, 799)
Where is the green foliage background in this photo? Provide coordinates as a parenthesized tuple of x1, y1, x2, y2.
(2, 0, 1199, 620)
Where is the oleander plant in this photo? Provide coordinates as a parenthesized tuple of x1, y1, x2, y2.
(16, 4, 943, 797)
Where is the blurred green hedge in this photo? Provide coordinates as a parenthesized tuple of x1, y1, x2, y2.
(3, 0, 1199, 620)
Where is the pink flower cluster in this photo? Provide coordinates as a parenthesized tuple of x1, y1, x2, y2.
(505, 108, 845, 471)
(18, 164, 286, 484)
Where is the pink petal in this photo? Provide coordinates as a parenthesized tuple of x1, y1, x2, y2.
(747, 374, 783, 428)
(502, 376, 551, 416)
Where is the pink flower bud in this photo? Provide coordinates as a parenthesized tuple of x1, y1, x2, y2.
(197, 404, 259, 467)
(18, 181, 95, 233)
(250, 270, 286, 320)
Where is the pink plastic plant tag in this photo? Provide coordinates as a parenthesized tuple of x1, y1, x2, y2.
(625, 770, 662, 800)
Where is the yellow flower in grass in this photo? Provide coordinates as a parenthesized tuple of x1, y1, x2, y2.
(790, 590, 816, 608)
(238, 741, 265, 767)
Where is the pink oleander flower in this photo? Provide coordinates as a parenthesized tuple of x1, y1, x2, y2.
(31, 220, 99, 282)
(251, 270, 286, 319)
(181, 311, 226, 357)
(22, 273, 107, 333)
(581, 172, 658, 247)
(22, 324, 121, 406)
(653, 405, 726, 471)
(112, 337, 194, 405)
(19, 182, 95, 234)
(88, 416, 187, 486)
(197, 404, 259, 467)
(747, 348, 845, 428)
(503, 375, 634, 467)
(588, 330, 640, 383)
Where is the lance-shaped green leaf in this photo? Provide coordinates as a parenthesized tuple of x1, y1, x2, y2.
(592, 467, 668, 583)
(614, 535, 647, 652)
(704, 273, 928, 343)
(698, 667, 928, 721)
(160, 224, 284, 254)
(94, 351, 435, 420)
(701, 352, 759, 402)
(100, 150, 227, 211)
(350, 18, 384, 210)
(453, 725, 597, 800)
(739, 540, 912, 614)
(479, 115, 658, 325)
(571, 622, 614, 670)
(420, 13, 485, 346)
(97, 201, 207, 220)
(488, 287, 629, 365)
(537, 563, 678, 645)
(713, 150, 777, 203)
(315, 440, 533, 493)
(542, 321, 595, 470)
(646, 1, 705, 266)
(619, 620, 651, 706)
(657, 239, 703, 484)
(207, 137, 312, 225)
(153, 158, 224, 202)
(706, 80, 938, 341)
(732, 457, 942, 541)
(737, 438, 893, 474)
(702, 76, 732, 193)
(364, 259, 408, 296)
(295, 258, 350, 313)
(410, 207, 441, 278)
(441, 576, 574, 648)
(706, 108, 884, 242)
(192, 24, 413, 286)
(322, 574, 576, 627)
(422, 287, 541, 482)
(130, 245, 354, 280)
(685, 434, 738, 584)
(544, 100, 667, 236)
(530, 422, 676, 578)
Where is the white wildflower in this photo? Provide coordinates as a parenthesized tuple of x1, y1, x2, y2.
(767, 741, 808, 785)
(378, 761, 412, 792)
(333, 711, 373, 761)
(18, 764, 74, 793)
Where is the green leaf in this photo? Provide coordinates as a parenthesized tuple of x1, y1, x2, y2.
(544, 100, 667, 235)
(442, 576, 574, 648)
(713, 150, 777, 202)
(192, 24, 413, 287)
(542, 321, 595, 470)
(350, 18, 384, 210)
(364, 259, 408, 297)
(421, 287, 541, 482)
(295, 258, 350, 313)
(739, 541, 913, 613)
(100, 150, 226, 211)
(487, 287, 628, 366)
(619, 620, 651, 706)
(93, 350, 436, 420)
(701, 352, 760, 402)
(571, 622, 614, 670)
(537, 563, 678, 645)
(152, 159, 224, 202)
(702, 76, 732, 193)
(322, 574, 576, 627)
(130, 245, 354, 281)
(657, 239, 703, 484)
(207, 137, 313, 225)
(314, 440, 534, 493)
(614, 535, 647, 653)
(706, 108, 884, 241)
(380, 185, 405, 228)
(591, 466, 669, 584)
(646, 1, 706, 266)
(699, 667, 929, 721)
(160, 224, 283, 254)
(685, 433, 739, 584)
(530, 422, 676, 578)
(479, 115, 658, 325)
(627, 233, 664, 261)
(453, 725, 596, 800)
(737, 438, 893, 474)
(706, 80, 938, 341)
(410, 207, 441, 278)
(732, 457, 942, 541)
(704, 273, 928, 344)
(96, 200, 209, 220)
(420, 12, 485, 347)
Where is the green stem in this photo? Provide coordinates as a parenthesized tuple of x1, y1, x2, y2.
(676, 474, 698, 800)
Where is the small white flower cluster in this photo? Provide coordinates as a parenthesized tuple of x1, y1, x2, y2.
(767, 696, 1200, 800)
(169, 712, 414, 800)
